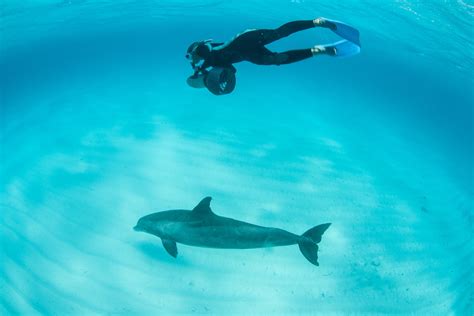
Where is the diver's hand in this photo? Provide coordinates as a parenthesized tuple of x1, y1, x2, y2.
(193, 65, 209, 75)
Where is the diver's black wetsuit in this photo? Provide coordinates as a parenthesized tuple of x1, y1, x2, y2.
(197, 20, 315, 73)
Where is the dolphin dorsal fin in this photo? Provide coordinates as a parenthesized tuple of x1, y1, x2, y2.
(192, 197, 214, 216)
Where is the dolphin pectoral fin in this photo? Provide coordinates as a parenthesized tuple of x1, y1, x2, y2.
(161, 239, 178, 258)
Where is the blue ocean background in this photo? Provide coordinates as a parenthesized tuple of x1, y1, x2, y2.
(1, 1, 473, 315)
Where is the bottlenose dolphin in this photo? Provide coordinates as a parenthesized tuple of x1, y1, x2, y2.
(134, 197, 331, 266)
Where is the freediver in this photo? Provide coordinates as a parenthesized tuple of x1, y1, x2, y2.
(185, 17, 360, 94)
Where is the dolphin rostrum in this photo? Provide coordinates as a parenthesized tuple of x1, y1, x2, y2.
(134, 197, 331, 266)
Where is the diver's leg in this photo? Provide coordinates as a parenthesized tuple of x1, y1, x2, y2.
(259, 18, 336, 45)
(313, 17, 337, 30)
(229, 18, 332, 51)
(247, 46, 335, 66)
(247, 48, 312, 66)
(259, 20, 315, 45)
(311, 45, 337, 56)
(232, 19, 328, 49)
(275, 47, 336, 64)
(268, 49, 314, 65)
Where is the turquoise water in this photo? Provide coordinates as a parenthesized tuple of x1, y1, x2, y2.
(1, 1, 473, 315)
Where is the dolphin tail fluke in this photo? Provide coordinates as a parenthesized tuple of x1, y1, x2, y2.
(298, 223, 331, 266)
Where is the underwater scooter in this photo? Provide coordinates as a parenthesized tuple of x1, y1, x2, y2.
(186, 67, 236, 95)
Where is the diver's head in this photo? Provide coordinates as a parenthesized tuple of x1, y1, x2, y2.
(186, 40, 212, 66)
